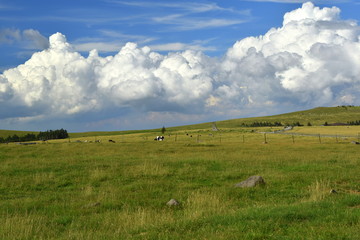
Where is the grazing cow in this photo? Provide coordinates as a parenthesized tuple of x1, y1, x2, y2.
(154, 136, 165, 141)
(109, 139, 116, 143)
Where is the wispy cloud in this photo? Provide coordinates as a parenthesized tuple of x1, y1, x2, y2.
(0, 3, 20, 10)
(0, 28, 48, 49)
(110, 1, 251, 31)
(0, 10, 146, 26)
(72, 34, 216, 53)
(110, 1, 240, 13)
(71, 30, 158, 53)
(148, 41, 216, 52)
(243, 0, 351, 3)
(153, 16, 247, 31)
(0, 1, 250, 38)
(0, 28, 20, 44)
(99, 30, 156, 44)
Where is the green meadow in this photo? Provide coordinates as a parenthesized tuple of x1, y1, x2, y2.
(1, 107, 360, 239)
(0, 130, 38, 139)
(169, 106, 360, 131)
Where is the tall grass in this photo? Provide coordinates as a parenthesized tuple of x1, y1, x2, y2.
(1, 129, 360, 239)
(307, 179, 332, 202)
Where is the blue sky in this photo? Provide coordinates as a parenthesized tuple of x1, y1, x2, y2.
(1, 1, 274, 66)
(3, 0, 356, 69)
(1, 1, 360, 131)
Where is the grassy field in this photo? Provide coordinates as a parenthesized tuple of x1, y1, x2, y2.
(0, 130, 39, 138)
(170, 106, 360, 131)
(286, 126, 360, 137)
(1, 127, 360, 239)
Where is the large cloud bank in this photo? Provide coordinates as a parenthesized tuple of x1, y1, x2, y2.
(1, 2, 360, 129)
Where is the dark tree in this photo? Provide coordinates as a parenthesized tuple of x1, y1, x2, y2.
(38, 128, 69, 140)
(20, 133, 37, 142)
(6, 134, 20, 142)
(161, 126, 166, 135)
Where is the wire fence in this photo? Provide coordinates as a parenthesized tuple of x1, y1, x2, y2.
(147, 131, 360, 145)
(7, 130, 360, 145)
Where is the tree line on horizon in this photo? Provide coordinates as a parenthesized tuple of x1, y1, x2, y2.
(347, 120, 360, 125)
(240, 121, 304, 127)
(0, 129, 69, 143)
(241, 119, 360, 128)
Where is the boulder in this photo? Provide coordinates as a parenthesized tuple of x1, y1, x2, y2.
(166, 199, 180, 206)
(234, 175, 265, 188)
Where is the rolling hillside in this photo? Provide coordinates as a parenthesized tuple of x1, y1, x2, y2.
(0, 129, 39, 138)
(2, 106, 360, 138)
(2, 107, 360, 239)
(169, 106, 360, 131)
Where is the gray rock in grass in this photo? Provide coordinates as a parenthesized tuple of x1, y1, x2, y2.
(166, 199, 180, 206)
(330, 189, 337, 194)
(234, 175, 265, 188)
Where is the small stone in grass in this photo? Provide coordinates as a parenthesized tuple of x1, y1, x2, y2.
(234, 175, 265, 188)
(167, 199, 180, 206)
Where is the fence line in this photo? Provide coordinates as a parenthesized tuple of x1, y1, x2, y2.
(137, 130, 360, 145)
(273, 132, 359, 139)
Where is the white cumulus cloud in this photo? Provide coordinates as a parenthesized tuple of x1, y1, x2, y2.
(1, 2, 360, 130)
(221, 1, 360, 109)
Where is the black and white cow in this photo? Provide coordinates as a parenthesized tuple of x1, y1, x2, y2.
(154, 136, 165, 141)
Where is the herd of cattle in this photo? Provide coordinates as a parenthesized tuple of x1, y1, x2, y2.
(78, 134, 201, 143)
(72, 136, 167, 143)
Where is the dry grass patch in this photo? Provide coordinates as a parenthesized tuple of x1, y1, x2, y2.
(89, 168, 108, 182)
(184, 191, 230, 219)
(32, 172, 55, 185)
(128, 160, 170, 177)
(1, 213, 52, 239)
(306, 179, 332, 202)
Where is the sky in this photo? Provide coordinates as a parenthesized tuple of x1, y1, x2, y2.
(1, 0, 360, 132)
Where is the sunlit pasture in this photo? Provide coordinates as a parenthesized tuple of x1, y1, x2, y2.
(1, 127, 360, 239)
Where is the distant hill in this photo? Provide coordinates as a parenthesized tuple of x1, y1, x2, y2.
(2, 106, 360, 138)
(0, 130, 39, 138)
(169, 106, 360, 131)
